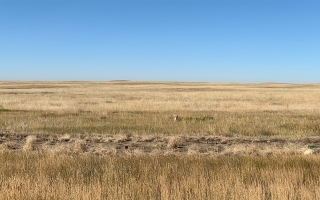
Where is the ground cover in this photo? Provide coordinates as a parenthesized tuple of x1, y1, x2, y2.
(1, 81, 320, 199)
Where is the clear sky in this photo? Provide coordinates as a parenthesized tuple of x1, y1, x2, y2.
(1, 0, 319, 83)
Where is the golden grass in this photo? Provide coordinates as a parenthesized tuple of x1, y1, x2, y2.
(1, 81, 320, 199)
(1, 81, 320, 112)
(167, 135, 185, 148)
(1, 151, 320, 200)
(0, 81, 320, 136)
(2, 109, 320, 136)
(23, 135, 36, 151)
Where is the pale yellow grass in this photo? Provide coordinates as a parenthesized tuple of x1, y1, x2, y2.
(23, 135, 36, 151)
(1, 81, 320, 136)
(1, 81, 320, 199)
(1, 81, 319, 112)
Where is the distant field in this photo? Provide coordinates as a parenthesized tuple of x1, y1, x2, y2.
(1, 81, 320, 199)
(1, 81, 320, 136)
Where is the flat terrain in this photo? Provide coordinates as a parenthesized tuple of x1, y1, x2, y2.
(1, 133, 320, 156)
(1, 81, 320, 199)
(1, 81, 320, 155)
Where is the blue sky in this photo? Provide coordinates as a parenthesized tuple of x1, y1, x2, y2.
(1, 0, 319, 83)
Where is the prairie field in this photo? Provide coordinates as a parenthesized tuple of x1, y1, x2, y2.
(1, 81, 320, 199)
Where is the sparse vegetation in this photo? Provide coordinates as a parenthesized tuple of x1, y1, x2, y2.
(1, 81, 320, 199)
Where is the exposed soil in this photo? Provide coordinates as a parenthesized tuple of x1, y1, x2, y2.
(1, 133, 320, 156)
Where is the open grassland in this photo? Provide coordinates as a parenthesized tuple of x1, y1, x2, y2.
(1, 151, 320, 200)
(1, 81, 320, 199)
(1, 81, 320, 136)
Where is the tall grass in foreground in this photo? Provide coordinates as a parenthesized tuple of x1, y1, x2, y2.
(1, 151, 320, 200)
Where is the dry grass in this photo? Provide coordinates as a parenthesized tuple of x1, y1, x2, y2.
(167, 136, 185, 148)
(1, 81, 320, 136)
(23, 135, 36, 151)
(1, 81, 320, 199)
(1, 81, 319, 112)
(1, 151, 320, 200)
(1, 133, 320, 156)
(74, 139, 88, 153)
(2, 109, 320, 136)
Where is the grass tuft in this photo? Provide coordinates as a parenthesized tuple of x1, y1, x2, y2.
(23, 135, 37, 151)
(74, 139, 88, 153)
(167, 136, 185, 148)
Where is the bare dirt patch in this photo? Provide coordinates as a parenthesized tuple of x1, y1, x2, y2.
(1, 133, 319, 156)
